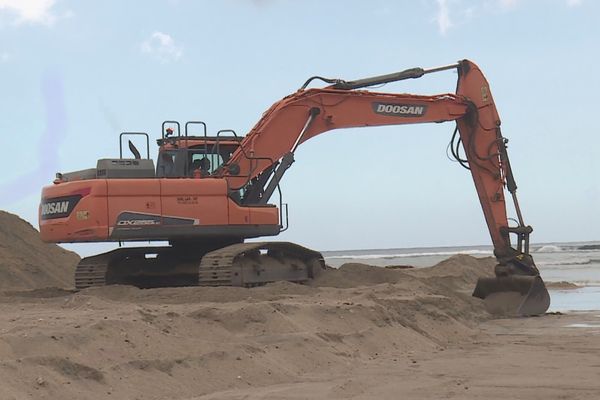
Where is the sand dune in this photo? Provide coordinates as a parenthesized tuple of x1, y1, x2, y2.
(0, 211, 79, 290)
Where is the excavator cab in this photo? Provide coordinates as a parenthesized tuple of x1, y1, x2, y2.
(156, 121, 243, 179)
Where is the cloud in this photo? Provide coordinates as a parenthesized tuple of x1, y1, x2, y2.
(141, 31, 183, 63)
(435, 0, 453, 35)
(498, 0, 519, 9)
(0, 0, 71, 25)
(566, 0, 582, 6)
(0, 51, 11, 62)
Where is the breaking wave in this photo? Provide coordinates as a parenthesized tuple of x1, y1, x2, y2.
(535, 245, 564, 253)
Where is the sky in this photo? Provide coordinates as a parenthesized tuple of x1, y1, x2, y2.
(0, 0, 598, 255)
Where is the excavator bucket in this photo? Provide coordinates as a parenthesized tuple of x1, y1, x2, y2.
(473, 275, 550, 316)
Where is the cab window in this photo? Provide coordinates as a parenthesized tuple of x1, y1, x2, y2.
(188, 151, 223, 175)
(156, 151, 177, 177)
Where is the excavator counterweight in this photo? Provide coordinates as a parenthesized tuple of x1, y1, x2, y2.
(39, 59, 549, 316)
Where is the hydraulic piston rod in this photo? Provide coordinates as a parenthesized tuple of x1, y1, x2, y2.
(330, 63, 460, 90)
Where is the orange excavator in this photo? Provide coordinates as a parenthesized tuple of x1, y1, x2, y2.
(39, 60, 550, 316)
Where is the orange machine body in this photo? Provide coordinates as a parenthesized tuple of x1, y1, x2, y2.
(40, 178, 279, 243)
(40, 60, 521, 262)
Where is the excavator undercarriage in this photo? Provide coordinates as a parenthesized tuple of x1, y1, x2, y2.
(74, 242, 325, 290)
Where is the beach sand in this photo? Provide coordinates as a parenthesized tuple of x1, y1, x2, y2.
(0, 257, 598, 399)
(1, 210, 598, 399)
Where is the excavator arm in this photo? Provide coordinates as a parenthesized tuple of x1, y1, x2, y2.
(217, 59, 549, 316)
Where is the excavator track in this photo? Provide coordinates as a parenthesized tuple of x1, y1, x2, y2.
(75, 253, 110, 289)
(74, 246, 197, 290)
(199, 242, 325, 287)
(73, 242, 325, 290)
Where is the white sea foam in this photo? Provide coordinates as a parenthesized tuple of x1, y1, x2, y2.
(325, 249, 493, 260)
(571, 280, 600, 286)
(565, 323, 600, 328)
(537, 258, 593, 267)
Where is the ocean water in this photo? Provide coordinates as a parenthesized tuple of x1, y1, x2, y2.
(322, 241, 600, 312)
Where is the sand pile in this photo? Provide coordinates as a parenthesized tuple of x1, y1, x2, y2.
(0, 210, 79, 290)
(0, 254, 496, 400)
(314, 254, 495, 292)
